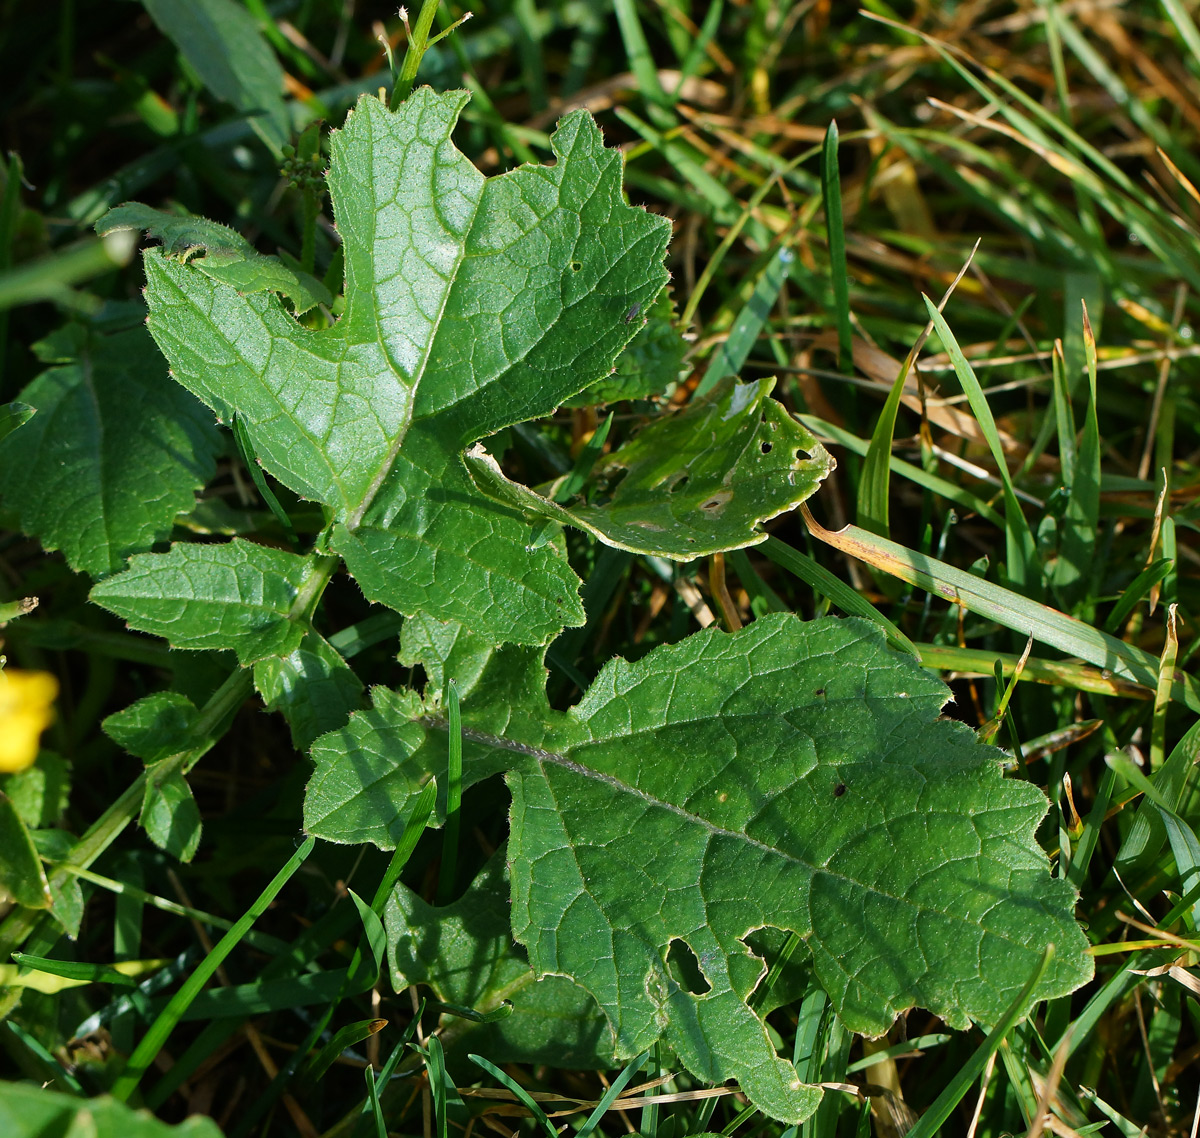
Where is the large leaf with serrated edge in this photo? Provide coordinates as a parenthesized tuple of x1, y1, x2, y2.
(0, 325, 221, 578)
(305, 612, 1092, 1123)
(113, 88, 670, 646)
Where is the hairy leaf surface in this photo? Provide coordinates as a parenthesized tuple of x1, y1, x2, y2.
(99, 204, 332, 313)
(126, 89, 670, 645)
(91, 539, 310, 664)
(307, 613, 1092, 1122)
(253, 630, 364, 750)
(565, 288, 688, 407)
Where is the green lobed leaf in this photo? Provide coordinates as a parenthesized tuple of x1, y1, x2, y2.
(307, 626, 553, 848)
(0, 325, 221, 577)
(386, 853, 613, 1070)
(98, 204, 332, 314)
(135, 89, 670, 646)
(90, 539, 311, 665)
(0, 1082, 222, 1138)
(308, 613, 1092, 1122)
(466, 378, 834, 560)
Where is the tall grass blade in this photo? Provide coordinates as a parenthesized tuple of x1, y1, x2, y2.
(903, 946, 1054, 1138)
(821, 122, 852, 373)
(110, 836, 315, 1102)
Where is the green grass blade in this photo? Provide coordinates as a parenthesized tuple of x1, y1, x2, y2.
(370, 779, 438, 913)
(10, 952, 138, 988)
(857, 245, 976, 535)
(1053, 302, 1101, 606)
(903, 946, 1054, 1138)
(612, 0, 673, 127)
(469, 1052, 559, 1138)
(364, 1065, 386, 1138)
(1162, 0, 1200, 67)
(425, 1034, 450, 1138)
(233, 414, 298, 549)
(760, 537, 917, 655)
(802, 513, 1200, 711)
(110, 836, 315, 1102)
(822, 122, 852, 373)
(554, 412, 613, 503)
(1, 1019, 85, 1094)
(923, 299, 1039, 590)
(1103, 559, 1172, 633)
(303, 1017, 386, 1084)
(673, 0, 723, 93)
(803, 414, 1005, 528)
(511, 0, 548, 112)
(576, 1050, 650, 1138)
(696, 245, 793, 396)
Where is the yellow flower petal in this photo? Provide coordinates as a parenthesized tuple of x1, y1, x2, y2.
(0, 670, 58, 773)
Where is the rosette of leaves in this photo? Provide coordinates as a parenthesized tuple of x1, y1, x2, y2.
(90, 88, 834, 664)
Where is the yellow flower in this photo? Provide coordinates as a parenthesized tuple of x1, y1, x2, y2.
(0, 670, 58, 773)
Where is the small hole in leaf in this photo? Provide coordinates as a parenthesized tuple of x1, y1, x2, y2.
(834, 783, 847, 797)
(666, 938, 711, 995)
(760, 441, 772, 454)
(570, 261, 582, 272)
(814, 687, 825, 697)
(667, 473, 689, 494)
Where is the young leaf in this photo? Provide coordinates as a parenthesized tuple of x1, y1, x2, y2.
(466, 378, 833, 560)
(0, 325, 221, 577)
(131, 89, 670, 646)
(90, 539, 311, 665)
(0, 791, 52, 909)
(103, 692, 200, 762)
(308, 613, 1093, 1123)
(141, 765, 202, 863)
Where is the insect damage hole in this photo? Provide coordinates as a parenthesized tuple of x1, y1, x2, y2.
(666, 938, 711, 995)
(699, 490, 732, 518)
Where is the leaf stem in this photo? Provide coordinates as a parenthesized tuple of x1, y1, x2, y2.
(0, 667, 253, 960)
(390, 0, 443, 109)
(290, 553, 340, 622)
(437, 681, 462, 904)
